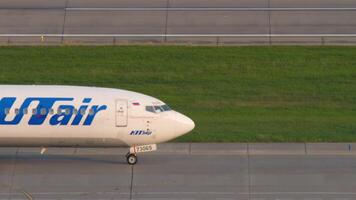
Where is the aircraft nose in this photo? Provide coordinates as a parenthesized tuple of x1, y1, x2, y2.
(175, 112, 195, 136)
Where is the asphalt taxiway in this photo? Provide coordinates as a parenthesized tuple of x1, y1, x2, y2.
(1, 143, 356, 199)
(0, 0, 356, 44)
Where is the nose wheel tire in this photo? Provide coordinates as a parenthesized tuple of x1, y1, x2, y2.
(126, 153, 138, 165)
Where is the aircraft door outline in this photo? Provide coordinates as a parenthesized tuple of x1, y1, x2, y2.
(115, 99, 128, 127)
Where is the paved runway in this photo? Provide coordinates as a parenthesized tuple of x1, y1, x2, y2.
(0, 0, 356, 44)
(1, 143, 356, 199)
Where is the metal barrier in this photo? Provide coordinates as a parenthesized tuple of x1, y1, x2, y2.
(65, 7, 356, 11)
(1, 34, 356, 45)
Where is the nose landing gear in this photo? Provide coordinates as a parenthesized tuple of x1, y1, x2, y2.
(126, 153, 138, 165)
(125, 144, 157, 165)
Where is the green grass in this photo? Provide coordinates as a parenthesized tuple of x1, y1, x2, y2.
(0, 46, 356, 142)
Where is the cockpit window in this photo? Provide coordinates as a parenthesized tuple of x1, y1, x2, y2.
(161, 105, 172, 111)
(154, 106, 164, 113)
(146, 106, 155, 113)
(146, 104, 172, 113)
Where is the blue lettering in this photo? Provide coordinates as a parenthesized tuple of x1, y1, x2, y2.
(27, 98, 73, 125)
(49, 105, 75, 126)
(129, 130, 152, 136)
(71, 105, 88, 126)
(0, 97, 19, 125)
(0, 97, 107, 126)
(83, 105, 107, 126)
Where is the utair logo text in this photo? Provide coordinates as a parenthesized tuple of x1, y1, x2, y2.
(0, 97, 107, 126)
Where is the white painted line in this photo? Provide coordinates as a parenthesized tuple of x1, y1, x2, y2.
(127, 191, 356, 195)
(66, 7, 356, 11)
(22, 190, 33, 200)
(1, 34, 356, 37)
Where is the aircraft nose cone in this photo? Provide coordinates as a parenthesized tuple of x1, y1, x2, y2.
(184, 116, 195, 133)
(175, 112, 195, 135)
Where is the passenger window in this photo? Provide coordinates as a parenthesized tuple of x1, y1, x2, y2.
(23, 108, 28, 115)
(49, 108, 54, 115)
(80, 108, 86, 115)
(88, 109, 94, 116)
(15, 108, 19, 115)
(4, 108, 10, 115)
(73, 108, 78, 115)
(57, 108, 61, 115)
(40, 108, 47, 115)
(145, 106, 155, 113)
(64, 108, 71, 115)
(32, 109, 37, 115)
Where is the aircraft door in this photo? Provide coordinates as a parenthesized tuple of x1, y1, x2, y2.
(116, 99, 128, 127)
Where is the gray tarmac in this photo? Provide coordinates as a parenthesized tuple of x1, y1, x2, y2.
(1, 143, 356, 199)
(0, 0, 356, 44)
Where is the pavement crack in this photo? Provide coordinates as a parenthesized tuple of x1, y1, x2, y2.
(247, 143, 251, 200)
(267, 0, 272, 45)
(129, 165, 134, 200)
(164, 0, 170, 42)
(61, 0, 69, 43)
(9, 148, 19, 200)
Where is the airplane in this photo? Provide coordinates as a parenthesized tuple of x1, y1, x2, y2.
(0, 85, 195, 165)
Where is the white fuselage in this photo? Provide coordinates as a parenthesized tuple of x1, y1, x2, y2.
(0, 85, 195, 147)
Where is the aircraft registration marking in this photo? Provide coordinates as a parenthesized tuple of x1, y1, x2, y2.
(130, 144, 157, 153)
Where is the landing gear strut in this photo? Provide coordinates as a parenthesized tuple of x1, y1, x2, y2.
(126, 153, 137, 165)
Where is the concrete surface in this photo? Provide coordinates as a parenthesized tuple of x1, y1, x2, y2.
(248, 143, 306, 155)
(0, 0, 356, 44)
(1, 143, 356, 199)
